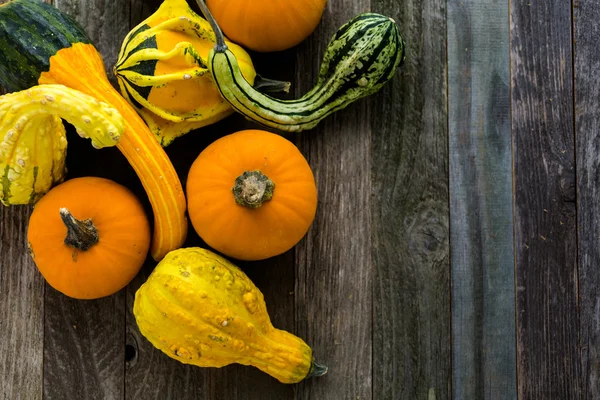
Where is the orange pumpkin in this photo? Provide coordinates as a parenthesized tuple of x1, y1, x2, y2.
(27, 177, 151, 299)
(186, 130, 317, 260)
(206, 0, 327, 52)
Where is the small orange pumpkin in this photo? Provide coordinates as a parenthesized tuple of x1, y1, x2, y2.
(186, 130, 317, 260)
(205, 0, 327, 52)
(27, 177, 151, 299)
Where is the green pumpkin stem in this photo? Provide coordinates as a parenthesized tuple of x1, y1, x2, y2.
(195, 0, 227, 51)
(232, 170, 275, 208)
(306, 360, 328, 379)
(60, 207, 99, 251)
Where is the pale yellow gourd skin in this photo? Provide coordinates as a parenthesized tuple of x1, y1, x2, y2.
(133, 247, 314, 383)
(0, 84, 124, 205)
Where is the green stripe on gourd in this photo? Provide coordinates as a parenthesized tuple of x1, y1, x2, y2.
(195, 0, 405, 132)
(0, 0, 90, 93)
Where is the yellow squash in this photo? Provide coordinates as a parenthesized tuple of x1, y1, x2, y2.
(115, 0, 258, 146)
(0, 84, 124, 205)
(134, 247, 327, 383)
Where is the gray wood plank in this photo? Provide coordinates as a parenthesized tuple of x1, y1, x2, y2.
(370, 0, 451, 399)
(0, 206, 45, 400)
(43, 292, 126, 400)
(511, 1, 581, 398)
(574, 0, 600, 398)
(42, 1, 133, 398)
(294, 1, 372, 399)
(123, 4, 297, 399)
(448, 1, 516, 398)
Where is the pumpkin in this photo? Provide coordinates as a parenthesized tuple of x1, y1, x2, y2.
(115, 0, 282, 146)
(197, 1, 405, 131)
(134, 247, 327, 383)
(205, 0, 327, 52)
(186, 130, 317, 261)
(0, 0, 187, 261)
(0, 84, 124, 205)
(27, 177, 150, 299)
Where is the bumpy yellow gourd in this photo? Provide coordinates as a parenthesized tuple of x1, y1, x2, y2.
(114, 0, 258, 146)
(0, 84, 124, 205)
(133, 247, 327, 383)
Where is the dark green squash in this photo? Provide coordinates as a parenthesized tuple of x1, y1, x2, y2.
(0, 0, 90, 92)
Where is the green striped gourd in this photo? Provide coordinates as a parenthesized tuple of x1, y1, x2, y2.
(195, 0, 405, 132)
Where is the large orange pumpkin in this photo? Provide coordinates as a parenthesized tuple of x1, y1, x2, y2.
(205, 0, 327, 52)
(186, 130, 317, 260)
(27, 177, 151, 299)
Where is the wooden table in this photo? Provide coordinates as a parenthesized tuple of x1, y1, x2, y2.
(1, 0, 598, 399)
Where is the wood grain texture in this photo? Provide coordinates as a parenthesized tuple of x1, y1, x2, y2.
(574, 0, 600, 398)
(294, 1, 372, 399)
(0, 206, 44, 400)
(40, 1, 134, 398)
(43, 292, 126, 400)
(448, 1, 516, 398)
(370, 0, 450, 399)
(511, 1, 581, 398)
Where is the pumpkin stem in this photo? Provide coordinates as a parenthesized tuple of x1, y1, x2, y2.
(195, 0, 227, 52)
(232, 170, 275, 208)
(60, 208, 99, 251)
(306, 360, 328, 379)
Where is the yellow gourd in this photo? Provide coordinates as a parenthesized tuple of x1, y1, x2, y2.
(133, 247, 327, 383)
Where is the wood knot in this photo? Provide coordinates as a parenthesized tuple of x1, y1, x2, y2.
(558, 165, 575, 204)
(404, 200, 449, 261)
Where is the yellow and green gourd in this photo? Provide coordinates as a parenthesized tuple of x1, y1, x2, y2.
(134, 247, 327, 383)
(114, 0, 285, 146)
(0, 84, 124, 205)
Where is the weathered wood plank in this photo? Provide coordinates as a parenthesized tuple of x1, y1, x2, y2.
(370, 0, 450, 399)
(122, 3, 298, 395)
(511, 1, 580, 398)
(574, 0, 600, 398)
(42, 1, 134, 398)
(448, 1, 516, 398)
(0, 206, 44, 400)
(43, 291, 126, 400)
(54, 0, 131, 85)
(294, 1, 372, 399)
